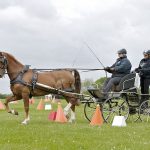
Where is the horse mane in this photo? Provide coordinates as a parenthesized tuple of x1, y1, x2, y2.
(3, 52, 24, 66)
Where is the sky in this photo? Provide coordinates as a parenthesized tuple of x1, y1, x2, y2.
(0, 0, 150, 93)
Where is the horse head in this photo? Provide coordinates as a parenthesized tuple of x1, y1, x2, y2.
(0, 52, 8, 78)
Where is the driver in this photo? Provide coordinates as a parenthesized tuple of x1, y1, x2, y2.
(135, 50, 150, 104)
(103, 49, 132, 98)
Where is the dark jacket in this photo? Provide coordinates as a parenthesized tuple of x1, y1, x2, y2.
(110, 56, 132, 77)
(137, 58, 150, 79)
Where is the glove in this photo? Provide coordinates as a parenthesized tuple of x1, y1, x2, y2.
(131, 70, 136, 73)
(135, 68, 140, 73)
(104, 67, 110, 71)
(110, 68, 115, 71)
(104, 67, 114, 73)
(135, 68, 144, 76)
(139, 70, 144, 77)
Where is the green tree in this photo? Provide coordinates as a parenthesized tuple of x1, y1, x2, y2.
(0, 93, 12, 99)
(95, 77, 107, 87)
(81, 78, 94, 94)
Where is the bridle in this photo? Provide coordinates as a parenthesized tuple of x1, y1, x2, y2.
(0, 53, 8, 77)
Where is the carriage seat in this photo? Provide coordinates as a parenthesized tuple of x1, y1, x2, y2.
(113, 73, 136, 92)
(87, 73, 136, 99)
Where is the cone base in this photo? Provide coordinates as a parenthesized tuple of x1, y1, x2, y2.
(55, 103, 67, 123)
(90, 105, 103, 126)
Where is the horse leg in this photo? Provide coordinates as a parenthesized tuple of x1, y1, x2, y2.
(22, 93, 30, 125)
(63, 95, 76, 122)
(4, 95, 19, 115)
(64, 102, 72, 116)
(64, 102, 76, 123)
(69, 105, 76, 123)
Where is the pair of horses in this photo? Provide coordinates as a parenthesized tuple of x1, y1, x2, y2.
(0, 52, 81, 124)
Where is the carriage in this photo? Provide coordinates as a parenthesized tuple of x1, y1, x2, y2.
(82, 72, 150, 123)
(1, 51, 150, 124)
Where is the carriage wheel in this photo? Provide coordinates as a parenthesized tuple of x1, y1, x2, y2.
(127, 107, 140, 122)
(84, 99, 97, 122)
(102, 96, 129, 123)
(139, 100, 150, 122)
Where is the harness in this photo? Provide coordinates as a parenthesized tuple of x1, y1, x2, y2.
(10, 65, 38, 97)
(0, 53, 8, 77)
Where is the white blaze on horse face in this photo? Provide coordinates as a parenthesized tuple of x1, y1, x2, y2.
(64, 102, 72, 115)
(71, 71, 74, 76)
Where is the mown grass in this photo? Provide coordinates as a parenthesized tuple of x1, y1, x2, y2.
(0, 99, 150, 150)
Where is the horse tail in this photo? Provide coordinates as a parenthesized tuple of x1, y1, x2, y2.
(74, 70, 81, 93)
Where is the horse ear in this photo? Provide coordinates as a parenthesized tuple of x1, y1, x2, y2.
(0, 51, 5, 56)
(0, 52, 2, 56)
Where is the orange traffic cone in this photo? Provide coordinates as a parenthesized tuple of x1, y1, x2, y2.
(48, 111, 57, 121)
(55, 103, 67, 123)
(29, 98, 35, 104)
(90, 104, 103, 126)
(0, 100, 5, 110)
(37, 99, 44, 110)
(29, 99, 32, 104)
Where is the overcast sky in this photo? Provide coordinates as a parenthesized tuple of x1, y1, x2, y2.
(0, 0, 150, 93)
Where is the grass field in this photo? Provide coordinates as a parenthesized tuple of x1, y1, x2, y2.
(0, 99, 150, 150)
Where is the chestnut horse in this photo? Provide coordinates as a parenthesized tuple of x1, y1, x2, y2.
(0, 52, 81, 124)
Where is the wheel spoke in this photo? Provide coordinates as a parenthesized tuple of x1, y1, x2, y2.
(139, 100, 150, 122)
(102, 97, 129, 123)
(84, 99, 97, 122)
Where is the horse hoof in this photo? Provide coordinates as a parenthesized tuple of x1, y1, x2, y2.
(22, 122, 27, 125)
(65, 114, 69, 119)
(21, 121, 28, 125)
(14, 111, 19, 115)
(10, 110, 19, 115)
(69, 119, 76, 123)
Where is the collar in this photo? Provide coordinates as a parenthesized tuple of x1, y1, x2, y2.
(117, 56, 127, 61)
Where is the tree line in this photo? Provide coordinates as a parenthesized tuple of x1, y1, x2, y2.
(81, 77, 106, 94)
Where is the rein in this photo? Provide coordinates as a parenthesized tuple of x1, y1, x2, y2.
(28, 68, 104, 71)
(5, 68, 104, 75)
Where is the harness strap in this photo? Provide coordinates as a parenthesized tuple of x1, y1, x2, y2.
(10, 65, 30, 85)
(10, 65, 38, 91)
(31, 69, 38, 90)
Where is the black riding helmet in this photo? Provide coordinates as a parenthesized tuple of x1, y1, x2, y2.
(117, 49, 127, 54)
(143, 50, 150, 55)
